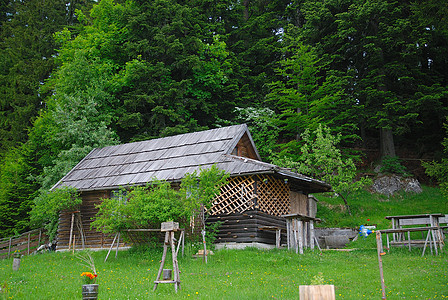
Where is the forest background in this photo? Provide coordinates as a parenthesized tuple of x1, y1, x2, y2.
(1, 0, 448, 237)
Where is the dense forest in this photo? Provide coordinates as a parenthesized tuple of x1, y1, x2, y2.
(1, 0, 448, 237)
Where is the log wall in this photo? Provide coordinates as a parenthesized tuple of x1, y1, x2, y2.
(207, 210, 286, 244)
(56, 190, 124, 250)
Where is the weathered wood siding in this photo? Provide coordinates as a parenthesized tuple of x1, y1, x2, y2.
(207, 210, 286, 244)
(57, 175, 318, 249)
(289, 191, 308, 215)
(56, 190, 124, 250)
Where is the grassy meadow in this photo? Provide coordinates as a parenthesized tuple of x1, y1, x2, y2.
(1, 186, 448, 299)
(0, 245, 447, 299)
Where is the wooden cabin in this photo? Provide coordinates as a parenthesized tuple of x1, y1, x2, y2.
(51, 124, 331, 250)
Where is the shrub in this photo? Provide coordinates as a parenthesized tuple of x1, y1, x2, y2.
(30, 187, 81, 241)
(380, 156, 409, 176)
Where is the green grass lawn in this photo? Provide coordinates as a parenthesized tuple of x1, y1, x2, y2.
(1, 186, 448, 299)
(1, 245, 447, 299)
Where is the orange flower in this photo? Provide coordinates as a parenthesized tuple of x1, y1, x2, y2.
(81, 272, 97, 283)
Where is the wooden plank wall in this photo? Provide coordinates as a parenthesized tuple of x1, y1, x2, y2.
(56, 190, 124, 250)
(207, 210, 286, 244)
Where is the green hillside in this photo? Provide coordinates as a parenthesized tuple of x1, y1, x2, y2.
(315, 186, 446, 230)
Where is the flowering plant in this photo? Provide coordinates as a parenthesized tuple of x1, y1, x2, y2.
(77, 251, 97, 285)
(81, 272, 98, 284)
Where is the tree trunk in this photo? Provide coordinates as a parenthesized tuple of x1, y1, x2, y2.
(243, 0, 250, 20)
(380, 128, 396, 158)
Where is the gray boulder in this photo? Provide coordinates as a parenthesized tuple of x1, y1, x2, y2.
(371, 175, 422, 196)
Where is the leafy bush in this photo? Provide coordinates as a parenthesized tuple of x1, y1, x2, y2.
(30, 187, 81, 241)
(91, 180, 187, 235)
(273, 124, 371, 215)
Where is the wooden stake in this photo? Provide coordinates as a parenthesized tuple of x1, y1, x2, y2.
(104, 233, 118, 262)
(27, 232, 30, 255)
(201, 229, 207, 264)
(68, 213, 75, 250)
(8, 237, 12, 258)
(376, 231, 387, 299)
(422, 230, 432, 257)
(115, 233, 120, 258)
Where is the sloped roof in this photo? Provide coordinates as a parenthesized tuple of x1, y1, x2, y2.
(51, 124, 331, 193)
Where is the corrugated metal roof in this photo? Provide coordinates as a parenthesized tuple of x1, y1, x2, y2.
(51, 124, 331, 193)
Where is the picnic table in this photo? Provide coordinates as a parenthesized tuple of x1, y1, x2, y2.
(377, 226, 440, 256)
(382, 213, 445, 255)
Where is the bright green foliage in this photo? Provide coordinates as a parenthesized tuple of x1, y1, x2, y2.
(92, 181, 186, 234)
(30, 187, 81, 241)
(180, 165, 229, 213)
(234, 106, 279, 162)
(274, 124, 371, 213)
(267, 25, 358, 145)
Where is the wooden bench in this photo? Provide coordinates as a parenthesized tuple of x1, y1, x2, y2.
(385, 214, 445, 246)
(378, 226, 441, 256)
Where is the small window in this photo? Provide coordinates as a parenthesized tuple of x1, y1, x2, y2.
(111, 189, 128, 203)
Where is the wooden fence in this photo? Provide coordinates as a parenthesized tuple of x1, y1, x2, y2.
(0, 229, 48, 259)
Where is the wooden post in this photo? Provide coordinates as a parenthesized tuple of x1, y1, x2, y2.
(153, 232, 170, 292)
(69, 212, 75, 250)
(115, 233, 120, 258)
(298, 220, 303, 255)
(201, 229, 207, 264)
(8, 237, 12, 258)
(276, 229, 281, 248)
(104, 233, 118, 262)
(422, 230, 432, 257)
(386, 234, 390, 251)
(76, 213, 86, 250)
(170, 231, 180, 292)
(182, 229, 185, 257)
(27, 232, 30, 255)
(376, 231, 387, 299)
(309, 221, 315, 250)
(293, 219, 299, 254)
(299, 285, 335, 300)
(286, 219, 290, 250)
(38, 229, 42, 247)
(408, 231, 411, 252)
(430, 229, 438, 255)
